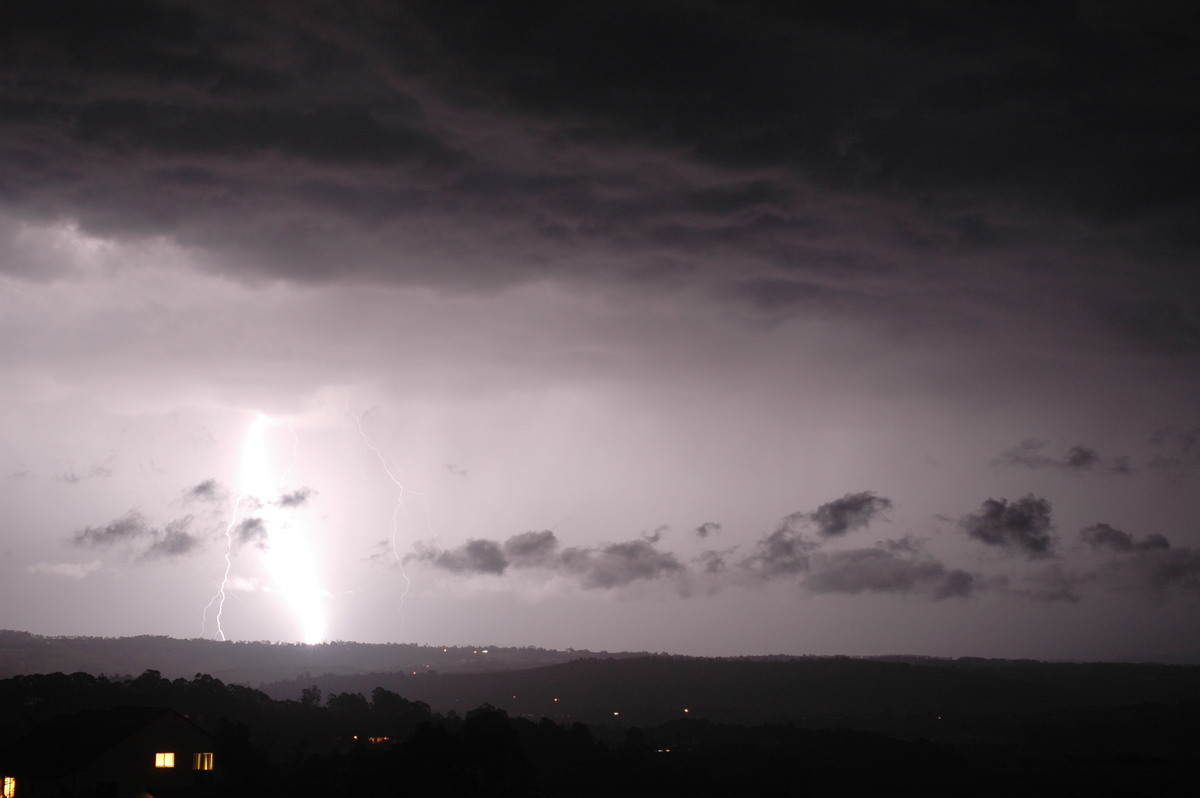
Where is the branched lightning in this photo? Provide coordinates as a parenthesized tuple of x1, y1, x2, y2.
(352, 410, 439, 616)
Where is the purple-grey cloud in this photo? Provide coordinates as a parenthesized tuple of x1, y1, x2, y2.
(1081, 523, 1170, 554)
(503, 530, 558, 566)
(276, 487, 314, 508)
(409, 529, 684, 590)
(695, 521, 721, 539)
(801, 544, 974, 600)
(739, 512, 816, 581)
(559, 540, 684, 590)
(72, 510, 203, 560)
(142, 518, 202, 560)
(810, 491, 893, 537)
(1015, 564, 1083, 603)
(1091, 547, 1200, 598)
(960, 495, 1057, 559)
(422, 539, 509, 576)
(183, 478, 224, 504)
(235, 517, 267, 548)
(1149, 426, 1200, 475)
(72, 511, 152, 547)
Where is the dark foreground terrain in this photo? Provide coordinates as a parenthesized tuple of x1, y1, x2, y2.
(1, 632, 1198, 796)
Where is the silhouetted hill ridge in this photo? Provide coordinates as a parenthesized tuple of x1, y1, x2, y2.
(4, 631, 1199, 729)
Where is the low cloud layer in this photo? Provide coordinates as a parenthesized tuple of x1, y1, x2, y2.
(403, 486, 1199, 609)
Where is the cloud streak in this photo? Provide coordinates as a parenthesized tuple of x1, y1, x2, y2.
(993, 441, 1132, 475)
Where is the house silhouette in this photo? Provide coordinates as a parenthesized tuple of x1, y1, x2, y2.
(0, 706, 218, 798)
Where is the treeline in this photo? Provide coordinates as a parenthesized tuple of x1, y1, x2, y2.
(2, 670, 1198, 796)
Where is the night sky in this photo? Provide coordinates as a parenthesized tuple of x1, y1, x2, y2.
(2, 1, 1199, 660)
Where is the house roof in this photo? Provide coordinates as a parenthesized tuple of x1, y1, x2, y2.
(0, 706, 212, 776)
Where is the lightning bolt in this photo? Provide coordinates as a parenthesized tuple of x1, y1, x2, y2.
(202, 414, 270, 641)
(202, 489, 246, 641)
(352, 410, 438, 617)
(202, 414, 318, 642)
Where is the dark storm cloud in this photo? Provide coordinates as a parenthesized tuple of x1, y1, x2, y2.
(1080, 523, 1170, 553)
(801, 544, 973, 600)
(959, 495, 1057, 559)
(235, 517, 267, 548)
(993, 440, 1132, 475)
(810, 492, 893, 537)
(444, 463, 468, 478)
(695, 521, 721, 539)
(276, 487, 314, 508)
(1148, 426, 1200, 475)
(1, 0, 1195, 309)
(391, 2, 1200, 213)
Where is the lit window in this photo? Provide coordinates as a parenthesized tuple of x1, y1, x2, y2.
(192, 753, 214, 771)
(154, 753, 175, 768)
(3, 776, 16, 797)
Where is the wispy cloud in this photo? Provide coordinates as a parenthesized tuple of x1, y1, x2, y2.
(993, 440, 1132, 475)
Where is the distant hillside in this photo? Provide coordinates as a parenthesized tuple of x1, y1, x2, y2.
(0, 630, 640, 684)
(260, 654, 1200, 730)
(5, 630, 1199, 734)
